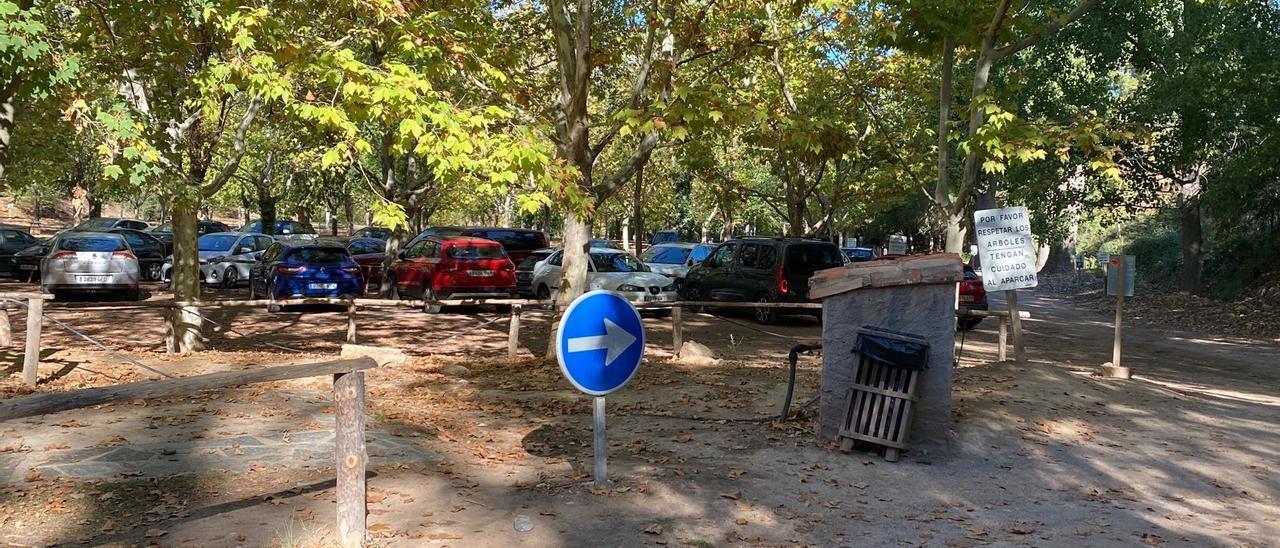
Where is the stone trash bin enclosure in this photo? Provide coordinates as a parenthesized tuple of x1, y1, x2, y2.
(808, 253, 964, 457)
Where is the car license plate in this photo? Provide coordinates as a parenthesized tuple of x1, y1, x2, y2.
(469, 270, 494, 277)
(643, 295, 665, 302)
(309, 283, 338, 290)
(959, 295, 975, 302)
(75, 275, 111, 283)
(19, 265, 36, 270)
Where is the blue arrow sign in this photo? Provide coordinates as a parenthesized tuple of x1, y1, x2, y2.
(557, 290, 645, 396)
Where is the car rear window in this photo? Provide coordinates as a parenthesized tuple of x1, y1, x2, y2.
(58, 235, 127, 252)
(471, 230, 547, 251)
(348, 239, 384, 255)
(785, 243, 844, 273)
(449, 245, 507, 259)
(280, 221, 317, 235)
(517, 251, 552, 271)
(641, 246, 691, 264)
(198, 234, 238, 251)
(286, 248, 350, 263)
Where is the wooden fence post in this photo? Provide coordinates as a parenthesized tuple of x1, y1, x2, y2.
(0, 301, 11, 348)
(672, 305, 683, 355)
(346, 300, 357, 344)
(23, 297, 43, 386)
(508, 305, 521, 359)
(333, 370, 367, 548)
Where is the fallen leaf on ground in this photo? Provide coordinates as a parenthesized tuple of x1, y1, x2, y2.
(644, 524, 663, 535)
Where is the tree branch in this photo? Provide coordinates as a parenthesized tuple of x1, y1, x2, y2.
(993, 0, 1100, 61)
(201, 95, 263, 199)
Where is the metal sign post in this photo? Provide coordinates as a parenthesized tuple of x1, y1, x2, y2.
(593, 396, 607, 488)
(1100, 255, 1134, 379)
(556, 290, 645, 489)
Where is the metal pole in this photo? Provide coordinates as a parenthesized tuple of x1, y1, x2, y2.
(593, 396, 607, 488)
(1112, 256, 1125, 367)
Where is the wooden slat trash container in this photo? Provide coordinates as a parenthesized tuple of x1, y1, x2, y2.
(837, 326, 930, 462)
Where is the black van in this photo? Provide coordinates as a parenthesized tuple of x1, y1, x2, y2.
(682, 237, 845, 324)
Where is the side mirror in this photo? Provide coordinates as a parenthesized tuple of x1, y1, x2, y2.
(397, 251, 406, 260)
(237, 246, 253, 254)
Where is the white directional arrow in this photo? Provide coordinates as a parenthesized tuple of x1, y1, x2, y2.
(566, 318, 637, 366)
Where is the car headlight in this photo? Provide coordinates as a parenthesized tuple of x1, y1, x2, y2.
(617, 284, 644, 292)
(662, 284, 676, 292)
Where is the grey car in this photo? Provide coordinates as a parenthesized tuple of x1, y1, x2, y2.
(641, 242, 715, 278)
(160, 232, 273, 288)
(41, 232, 141, 300)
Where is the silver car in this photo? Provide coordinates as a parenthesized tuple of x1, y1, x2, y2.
(161, 232, 273, 288)
(641, 242, 716, 278)
(41, 232, 141, 300)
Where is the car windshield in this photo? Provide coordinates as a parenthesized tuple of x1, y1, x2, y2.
(287, 248, 349, 263)
(642, 246, 691, 264)
(591, 252, 647, 273)
(198, 234, 238, 251)
(356, 227, 390, 239)
(449, 245, 506, 259)
(58, 235, 126, 252)
(786, 244, 844, 274)
(151, 222, 172, 232)
(75, 219, 117, 231)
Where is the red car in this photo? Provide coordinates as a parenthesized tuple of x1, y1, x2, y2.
(387, 235, 516, 311)
(957, 265, 988, 330)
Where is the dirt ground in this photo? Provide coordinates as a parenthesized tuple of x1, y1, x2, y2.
(0, 279, 1277, 547)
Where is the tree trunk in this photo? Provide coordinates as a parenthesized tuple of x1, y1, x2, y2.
(633, 163, 644, 253)
(169, 198, 203, 353)
(379, 231, 405, 297)
(1179, 183, 1203, 292)
(257, 194, 277, 236)
(557, 211, 592, 307)
(944, 210, 966, 255)
(0, 90, 14, 182)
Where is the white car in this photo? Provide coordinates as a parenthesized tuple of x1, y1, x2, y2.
(532, 247, 678, 307)
(161, 232, 274, 288)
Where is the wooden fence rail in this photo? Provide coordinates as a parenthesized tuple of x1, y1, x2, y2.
(0, 356, 377, 547)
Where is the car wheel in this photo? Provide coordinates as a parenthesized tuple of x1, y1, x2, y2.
(685, 285, 705, 314)
(957, 318, 982, 331)
(222, 266, 238, 289)
(536, 284, 554, 310)
(754, 294, 777, 325)
(146, 262, 162, 281)
(423, 287, 442, 314)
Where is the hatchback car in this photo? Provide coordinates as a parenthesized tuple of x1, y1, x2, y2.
(107, 228, 167, 281)
(352, 226, 392, 240)
(248, 241, 365, 311)
(162, 232, 274, 287)
(641, 242, 715, 279)
(148, 220, 232, 254)
(41, 232, 141, 300)
(240, 219, 318, 240)
(0, 227, 40, 278)
(957, 265, 988, 330)
(388, 236, 516, 312)
(532, 247, 677, 307)
(515, 248, 555, 296)
(683, 237, 844, 324)
(345, 237, 387, 292)
(10, 240, 50, 282)
(406, 226, 549, 264)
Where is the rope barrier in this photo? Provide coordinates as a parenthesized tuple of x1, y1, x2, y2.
(3, 297, 174, 379)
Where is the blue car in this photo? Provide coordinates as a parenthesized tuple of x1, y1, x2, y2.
(248, 240, 365, 311)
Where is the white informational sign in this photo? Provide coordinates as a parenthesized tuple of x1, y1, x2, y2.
(888, 234, 908, 255)
(973, 206, 1039, 292)
(1097, 250, 1110, 268)
(1106, 256, 1136, 297)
